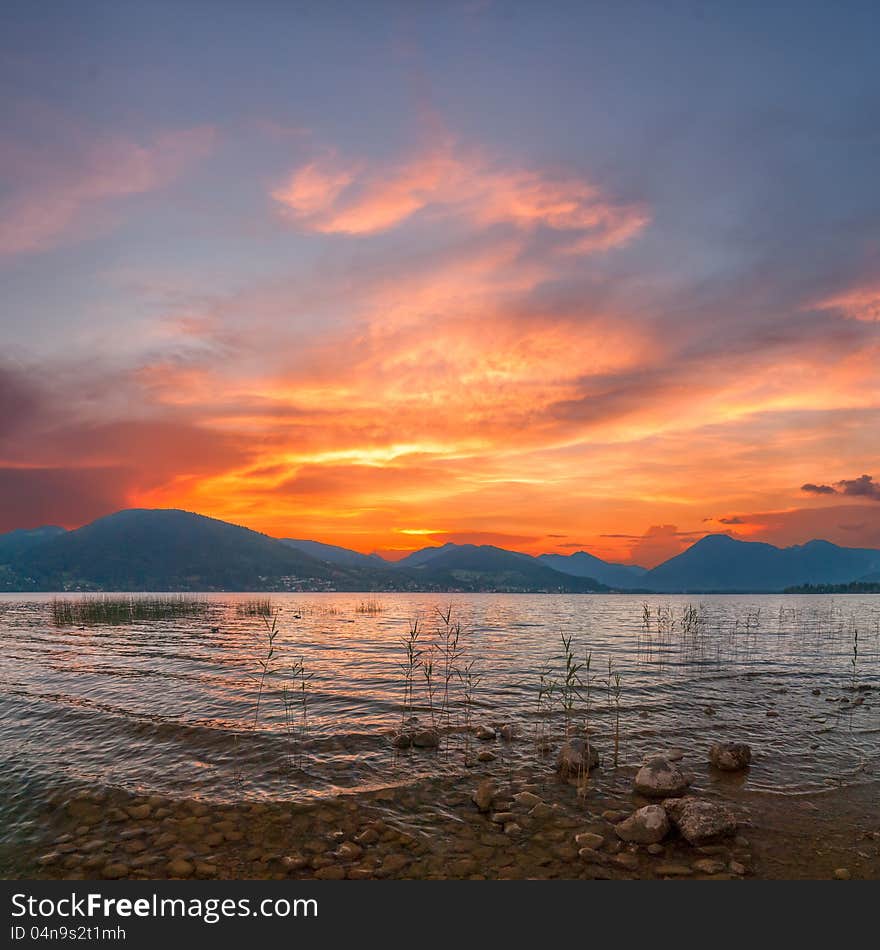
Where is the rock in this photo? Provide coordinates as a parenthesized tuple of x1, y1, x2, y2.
(503, 823, 522, 835)
(729, 860, 746, 875)
(498, 724, 515, 741)
(611, 853, 640, 870)
(475, 725, 496, 740)
(126, 804, 151, 820)
(477, 751, 496, 763)
(834, 867, 851, 880)
(709, 742, 752, 771)
(281, 855, 309, 871)
(391, 732, 413, 749)
(412, 730, 440, 748)
(167, 859, 194, 878)
(811, 688, 821, 696)
(663, 797, 738, 844)
(314, 866, 346, 880)
(102, 862, 130, 879)
(556, 738, 600, 777)
(633, 757, 691, 798)
(693, 858, 727, 874)
(615, 805, 670, 844)
(380, 854, 409, 874)
(355, 828, 379, 845)
(766, 709, 779, 718)
(529, 802, 556, 819)
(601, 809, 627, 823)
(490, 811, 515, 824)
(647, 843, 665, 856)
(655, 863, 693, 877)
(472, 780, 496, 813)
(336, 841, 362, 860)
(575, 832, 604, 850)
(512, 791, 543, 809)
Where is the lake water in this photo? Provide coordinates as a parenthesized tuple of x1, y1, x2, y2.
(1, 592, 878, 864)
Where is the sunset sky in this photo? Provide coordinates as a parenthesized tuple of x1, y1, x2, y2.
(2, 1, 879, 566)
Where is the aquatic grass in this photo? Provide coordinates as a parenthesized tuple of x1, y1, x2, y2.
(236, 598, 273, 617)
(281, 656, 313, 771)
(51, 595, 208, 626)
(356, 598, 384, 614)
(436, 606, 464, 758)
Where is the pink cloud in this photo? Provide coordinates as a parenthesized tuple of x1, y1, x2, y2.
(813, 284, 880, 322)
(0, 125, 215, 255)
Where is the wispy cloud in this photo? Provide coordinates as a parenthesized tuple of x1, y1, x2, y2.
(0, 125, 215, 255)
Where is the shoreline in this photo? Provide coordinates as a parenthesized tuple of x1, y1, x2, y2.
(15, 745, 880, 881)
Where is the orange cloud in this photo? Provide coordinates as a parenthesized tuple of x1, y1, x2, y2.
(272, 140, 649, 251)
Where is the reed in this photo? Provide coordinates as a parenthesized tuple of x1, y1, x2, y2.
(236, 598, 273, 617)
(281, 655, 313, 771)
(51, 595, 207, 626)
(356, 599, 384, 614)
(399, 618, 422, 729)
(436, 607, 463, 758)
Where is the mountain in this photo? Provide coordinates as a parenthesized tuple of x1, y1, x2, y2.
(641, 535, 880, 592)
(0, 525, 67, 561)
(1, 509, 372, 592)
(391, 543, 460, 569)
(395, 543, 607, 592)
(280, 538, 384, 569)
(538, 551, 647, 589)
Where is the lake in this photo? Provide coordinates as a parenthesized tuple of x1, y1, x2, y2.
(1, 592, 878, 876)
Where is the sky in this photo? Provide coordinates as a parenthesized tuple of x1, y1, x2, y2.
(1, 0, 879, 566)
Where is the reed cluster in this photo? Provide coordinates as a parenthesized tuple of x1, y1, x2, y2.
(51, 595, 207, 626)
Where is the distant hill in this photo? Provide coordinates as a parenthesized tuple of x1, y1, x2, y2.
(0, 525, 67, 561)
(642, 534, 880, 592)
(280, 538, 384, 569)
(1, 509, 367, 592)
(396, 543, 607, 592)
(784, 581, 880, 594)
(538, 551, 647, 589)
(391, 543, 461, 569)
(3, 511, 879, 593)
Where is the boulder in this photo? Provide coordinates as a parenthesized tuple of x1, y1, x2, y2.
(663, 796, 738, 844)
(633, 756, 690, 798)
(615, 805, 670, 844)
(709, 742, 752, 771)
(475, 725, 496, 740)
(556, 738, 600, 777)
(391, 731, 413, 749)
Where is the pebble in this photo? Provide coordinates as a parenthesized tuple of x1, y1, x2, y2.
(833, 868, 851, 880)
(693, 858, 727, 874)
(314, 866, 346, 880)
(575, 832, 604, 850)
(102, 862, 130, 879)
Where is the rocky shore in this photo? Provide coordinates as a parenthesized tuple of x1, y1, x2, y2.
(20, 732, 880, 881)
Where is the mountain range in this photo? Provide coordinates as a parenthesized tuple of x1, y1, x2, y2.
(1, 508, 879, 594)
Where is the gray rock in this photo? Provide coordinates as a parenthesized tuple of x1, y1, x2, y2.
(709, 742, 752, 771)
(615, 805, 670, 844)
(556, 738, 600, 777)
(663, 796, 738, 844)
(633, 757, 690, 798)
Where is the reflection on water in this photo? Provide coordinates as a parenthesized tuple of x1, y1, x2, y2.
(0, 593, 878, 849)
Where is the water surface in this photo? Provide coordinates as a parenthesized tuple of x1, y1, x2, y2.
(1, 592, 878, 861)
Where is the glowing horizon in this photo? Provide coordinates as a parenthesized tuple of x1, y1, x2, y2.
(1, 3, 878, 568)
